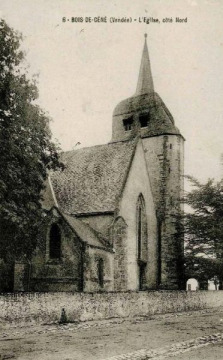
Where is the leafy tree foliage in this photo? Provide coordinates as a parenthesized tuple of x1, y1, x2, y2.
(0, 19, 62, 263)
(184, 176, 223, 288)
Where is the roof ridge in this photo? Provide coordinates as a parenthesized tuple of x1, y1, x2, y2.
(61, 140, 136, 156)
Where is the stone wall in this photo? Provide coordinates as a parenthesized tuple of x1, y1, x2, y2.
(112, 217, 128, 291)
(143, 135, 184, 289)
(1, 291, 223, 325)
(13, 208, 114, 293)
(27, 210, 83, 292)
(119, 141, 158, 290)
(83, 246, 114, 292)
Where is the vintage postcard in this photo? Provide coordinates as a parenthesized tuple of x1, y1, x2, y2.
(0, 1, 223, 359)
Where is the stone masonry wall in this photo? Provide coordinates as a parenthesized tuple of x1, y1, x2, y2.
(142, 135, 184, 289)
(27, 210, 83, 292)
(112, 217, 128, 291)
(83, 246, 114, 292)
(118, 141, 157, 290)
(0, 291, 223, 325)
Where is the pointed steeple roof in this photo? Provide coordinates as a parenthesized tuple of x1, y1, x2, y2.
(135, 34, 154, 95)
(111, 35, 183, 142)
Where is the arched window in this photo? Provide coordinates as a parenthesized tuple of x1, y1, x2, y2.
(138, 204, 142, 259)
(49, 223, 61, 259)
(98, 258, 104, 288)
(137, 195, 148, 262)
(136, 194, 148, 290)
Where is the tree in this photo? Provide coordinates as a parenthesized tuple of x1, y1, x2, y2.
(0, 19, 62, 266)
(184, 176, 223, 288)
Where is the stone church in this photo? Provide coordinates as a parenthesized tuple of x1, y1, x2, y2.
(14, 35, 184, 292)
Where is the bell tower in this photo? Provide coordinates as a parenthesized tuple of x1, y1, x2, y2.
(111, 35, 184, 289)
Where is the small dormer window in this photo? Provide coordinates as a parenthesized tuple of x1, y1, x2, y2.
(139, 114, 149, 128)
(123, 116, 133, 131)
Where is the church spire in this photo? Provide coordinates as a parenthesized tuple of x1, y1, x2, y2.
(135, 34, 154, 96)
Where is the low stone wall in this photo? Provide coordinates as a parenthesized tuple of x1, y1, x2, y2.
(0, 291, 223, 325)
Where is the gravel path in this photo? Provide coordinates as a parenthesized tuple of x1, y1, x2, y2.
(1, 309, 223, 360)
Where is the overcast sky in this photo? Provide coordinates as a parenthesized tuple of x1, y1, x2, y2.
(1, 0, 223, 183)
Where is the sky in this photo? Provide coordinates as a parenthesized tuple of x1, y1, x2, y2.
(1, 0, 223, 183)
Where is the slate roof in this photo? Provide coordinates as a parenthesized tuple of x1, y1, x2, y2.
(51, 141, 136, 215)
(112, 93, 181, 142)
(114, 92, 179, 129)
(135, 34, 154, 96)
(63, 213, 110, 250)
(111, 36, 183, 142)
